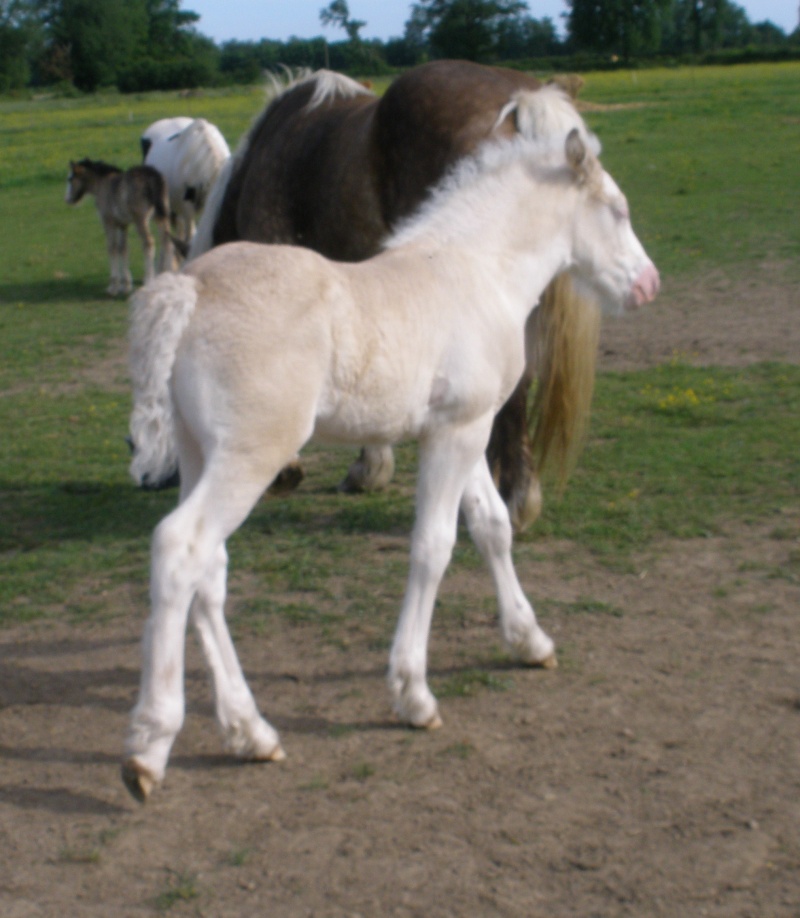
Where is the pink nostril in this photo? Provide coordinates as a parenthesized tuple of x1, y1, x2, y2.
(631, 263, 660, 307)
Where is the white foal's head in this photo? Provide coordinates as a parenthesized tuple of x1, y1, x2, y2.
(499, 88, 659, 314)
(564, 129, 659, 314)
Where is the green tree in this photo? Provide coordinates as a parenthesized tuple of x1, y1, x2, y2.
(26, 0, 207, 91)
(0, 0, 39, 89)
(320, 0, 365, 41)
(410, 0, 528, 60)
(144, 0, 199, 55)
(495, 13, 561, 57)
(660, 0, 759, 54)
(566, 0, 671, 62)
(36, 0, 148, 90)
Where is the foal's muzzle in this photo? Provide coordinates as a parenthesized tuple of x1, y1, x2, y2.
(629, 263, 660, 309)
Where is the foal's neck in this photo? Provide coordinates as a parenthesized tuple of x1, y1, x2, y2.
(402, 160, 576, 318)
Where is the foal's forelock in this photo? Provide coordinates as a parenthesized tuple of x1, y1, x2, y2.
(498, 87, 600, 162)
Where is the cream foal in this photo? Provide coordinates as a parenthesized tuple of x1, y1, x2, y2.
(123, 86, 659, 800)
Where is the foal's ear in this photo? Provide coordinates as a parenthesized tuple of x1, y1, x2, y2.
(565, 128, 587, 175)
(493, 98, 520, 134)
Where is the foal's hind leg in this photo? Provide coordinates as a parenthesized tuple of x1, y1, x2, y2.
(102, 220, 124, 295)
(461, 457, 555, 667)
(115, 224, 134, 294)
(154, 217, 174, 275)
(123, 465, 279, 801)
(190, 542, 285, 762)
(134, 213, 156, 284)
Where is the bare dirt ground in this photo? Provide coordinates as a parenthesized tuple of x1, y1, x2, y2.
(2, 271, 799, 917)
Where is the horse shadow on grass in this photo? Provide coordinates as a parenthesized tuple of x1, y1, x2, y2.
(1, 479, 174, 552)
(2, 475, 420, 555)
(0, 783, 128, 816)
(0, 277, 120, 306)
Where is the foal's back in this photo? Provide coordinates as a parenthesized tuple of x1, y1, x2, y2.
(103, 165, 168, 224)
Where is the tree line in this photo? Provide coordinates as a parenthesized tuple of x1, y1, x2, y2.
(1, 0, 797, 94)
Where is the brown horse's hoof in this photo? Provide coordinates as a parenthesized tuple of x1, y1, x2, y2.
(121, 759, 157, 803)
(268, 461, 305, 495)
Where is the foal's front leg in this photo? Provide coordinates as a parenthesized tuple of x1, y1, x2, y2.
(102, 220, 122, 296)
(388, 419, 492, 728)
(116, 225, 133, 294)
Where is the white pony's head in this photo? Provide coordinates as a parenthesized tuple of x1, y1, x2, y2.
(506, 88, 659, 313)
(495, 85, 601, 163)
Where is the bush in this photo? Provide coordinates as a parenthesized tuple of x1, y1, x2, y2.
(117, 56, 219, 93)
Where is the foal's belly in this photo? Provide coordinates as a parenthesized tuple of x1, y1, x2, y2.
(312, 390, 430, 446)
(312, 365, 500, 447)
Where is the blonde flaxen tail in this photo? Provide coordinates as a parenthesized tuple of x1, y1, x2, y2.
(528, 274, 600, 486)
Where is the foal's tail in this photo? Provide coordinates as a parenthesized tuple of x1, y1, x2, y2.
(128, 273, 198, 487)
(528, 274, 600, 484)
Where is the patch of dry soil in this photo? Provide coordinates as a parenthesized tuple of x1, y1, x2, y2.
(1, 273, 798, 916)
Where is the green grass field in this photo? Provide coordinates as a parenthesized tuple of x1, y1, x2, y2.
(1, 63, 798, 627)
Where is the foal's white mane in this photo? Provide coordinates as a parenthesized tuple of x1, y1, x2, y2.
(386, 86, 600, 250)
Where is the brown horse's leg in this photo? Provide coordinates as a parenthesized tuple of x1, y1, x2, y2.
(338, 445, 395, 493)
(487, 371, 541, 533)
(267, 459, 305, 494)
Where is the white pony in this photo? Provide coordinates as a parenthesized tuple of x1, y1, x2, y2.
(141, 117, 231, 248)
(122, 87, 659, 801)
(140, 117, 193, 157)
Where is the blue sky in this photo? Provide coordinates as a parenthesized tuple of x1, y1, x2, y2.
(186, 0, 797, 44)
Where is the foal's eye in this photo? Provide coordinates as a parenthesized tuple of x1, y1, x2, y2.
(612, 198, 630, 222)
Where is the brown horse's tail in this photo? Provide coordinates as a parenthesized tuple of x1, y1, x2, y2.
(527, 274, 600, 488)
(486, 274, 598, 533)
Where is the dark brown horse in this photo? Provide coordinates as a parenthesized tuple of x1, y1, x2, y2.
(189, 60, 600, 529)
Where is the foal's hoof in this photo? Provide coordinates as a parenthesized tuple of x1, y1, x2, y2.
(403, 710, 443, 730)
(121, 759, 158, 803)
(534, 653, 558, 670)
(249, 743, 287, 763)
